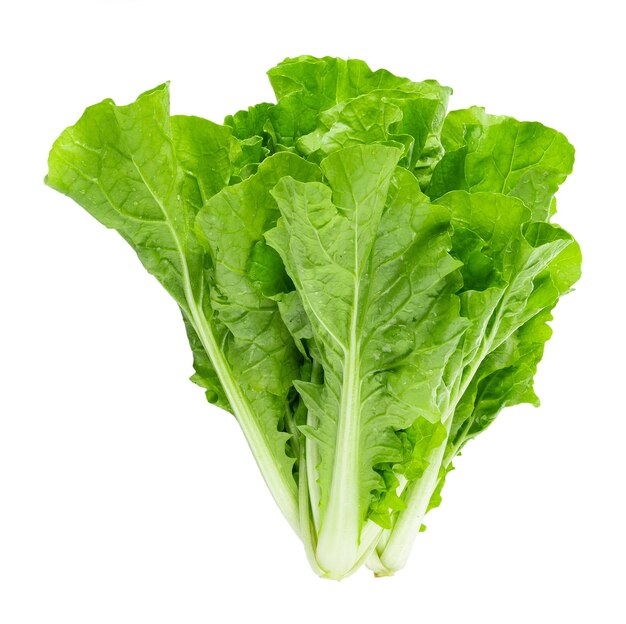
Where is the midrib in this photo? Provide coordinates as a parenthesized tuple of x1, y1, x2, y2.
(131, 157, 300, 534)
(377, 244, 560, 569)
(315, 276, 362, 574)
(315, 219, 363, 575)
(334, 294, 361, 523)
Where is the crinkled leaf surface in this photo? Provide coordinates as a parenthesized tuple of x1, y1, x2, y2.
(46, 84, 305, 532)
(46, 57, 581, 580)
(428, 107, 575, 220)
(267, 144, 465, 574)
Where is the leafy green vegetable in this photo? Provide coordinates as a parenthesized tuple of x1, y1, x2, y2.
(46, 55, 580, 580)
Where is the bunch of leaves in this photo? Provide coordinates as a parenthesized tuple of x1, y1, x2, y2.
(46, 55, 581, 579)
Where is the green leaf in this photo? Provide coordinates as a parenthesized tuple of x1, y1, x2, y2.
(378, 190, 580, 572)
(192, 152, 323, 523)
(448, 244, 582, 456)
(46, 84, 205, 309)
(224, 102, 274, 140)
(46, 59, 582, 580)
(369, 468, 407, 529)
(46, 84, 303, 533)
(195, 152, 321, 397)
(267, 55, 450, 180)
(430, 191, 581, 451)
(224, 103, 274, 177)
(247, 239, 294, 298)
(429, 108, 574, 220)
(183, 315, 230, 411)
(397, 418, 448, 481)
(267, 144, 464, 576)
(296, 89, 448, 186)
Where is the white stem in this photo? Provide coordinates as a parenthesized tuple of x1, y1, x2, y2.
(378, 440, 447, 572)
(298, 440, 324, 576)
(132, 157, 300, 536)
(321, 521, 385, 580)
(315, 341, 361, 577)
(365, 550, 394, 577)
(191, 309, 300, 535)
(378, 315, 502, 571)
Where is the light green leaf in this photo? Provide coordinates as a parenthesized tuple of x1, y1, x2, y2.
(224, 102, 274, 140)
(296, 89, 447, 185)
(224, 103, 274, 178)
(46, 84, 205, 309)
(183, 315, 230, 411)
(267, 55, 450, 179)
(429, 108, 574, 220)
(446, 237, 582, 456)
(195, 152, 321, 396)
(46, 84, 303, 533)
(267, 144, 464, 576)
(378, 190, 580, 571)
(47, 60, 582, 580)
(194, 152, 323, 517)
(427, 191, 581, 459)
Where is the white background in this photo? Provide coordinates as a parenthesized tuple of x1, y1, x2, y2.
(1, 1, 624, 622)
